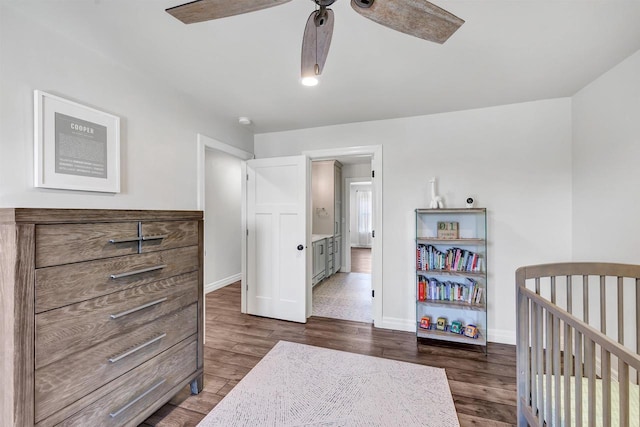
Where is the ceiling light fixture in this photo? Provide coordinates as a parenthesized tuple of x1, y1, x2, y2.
(238, 116, 252, 125)
(301, 76, 319, 86)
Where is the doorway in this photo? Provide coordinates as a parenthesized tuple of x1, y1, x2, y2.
(310, 157, 374, 324)
(235, 145, 382, 327)
(349, 180, 373, 275)
(196, 134, 253, 335)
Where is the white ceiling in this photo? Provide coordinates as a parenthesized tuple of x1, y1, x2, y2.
(9, 1, 640, 134)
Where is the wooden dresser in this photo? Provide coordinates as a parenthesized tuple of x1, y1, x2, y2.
(0, 209, 204, 427)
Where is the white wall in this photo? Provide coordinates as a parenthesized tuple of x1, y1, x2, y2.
(572, 49, 640, 263)
(256, 99, 573, 343)
(311, 161, 334, 235)
(342, 163, 372, 179)
(0, 5, 253, 209)
(204, 149, 242, 292)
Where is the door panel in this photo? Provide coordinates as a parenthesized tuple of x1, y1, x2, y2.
(246, 156, 308, 323)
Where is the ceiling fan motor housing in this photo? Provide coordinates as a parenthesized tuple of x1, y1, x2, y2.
(315, 0, 337, 6)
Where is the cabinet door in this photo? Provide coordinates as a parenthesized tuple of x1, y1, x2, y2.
(317, 241, 325, 275)
(334, 236, 341, 271)
(334, 164, 342, 236)
(312, 241, 319, 276)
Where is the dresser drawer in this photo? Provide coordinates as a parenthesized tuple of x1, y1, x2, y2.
(54, 339, 198, 427)
(35, 246, 199, 313)
(35, 304, 198, 422)
(35, 222, 140, 268)
(140, 221, 199, 253)
(35, 271, 198, 370)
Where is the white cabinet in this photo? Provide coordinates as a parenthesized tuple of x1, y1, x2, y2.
(312, 238, 326, 286)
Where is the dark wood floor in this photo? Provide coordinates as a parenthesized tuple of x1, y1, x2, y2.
(350, 247, 372, 273)
(142, 282, 517, 426)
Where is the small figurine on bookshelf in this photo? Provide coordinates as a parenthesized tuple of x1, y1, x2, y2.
(419, 316, 431, 329)
(463, 324, 480, 339)
(436, 317, 447, 331)
(449, 320, 463, 334)
(429, 177, 444, 209)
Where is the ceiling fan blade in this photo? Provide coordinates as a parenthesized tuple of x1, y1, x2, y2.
(301, 9, 335, 79)
(351, 0, 463, 44)
(166, 0, 292, 24)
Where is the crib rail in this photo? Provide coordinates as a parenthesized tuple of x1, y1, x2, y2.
(516, 263, 640, 427)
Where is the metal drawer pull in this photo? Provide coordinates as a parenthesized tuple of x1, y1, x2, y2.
(108, 236, 141, 244)
(142, 234, 168, 241)
(109, 379, 166, 418)
(109, 297, 168, 319)
(108, 333, 166, 363)
(109, 264, 166, 280)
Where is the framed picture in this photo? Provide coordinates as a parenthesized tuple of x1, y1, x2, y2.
(34, 90, 120, 193)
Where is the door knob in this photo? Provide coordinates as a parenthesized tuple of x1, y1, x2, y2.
(297, 244, 304, 251)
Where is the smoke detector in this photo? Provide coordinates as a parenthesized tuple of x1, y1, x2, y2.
(238, 116, 252, 126)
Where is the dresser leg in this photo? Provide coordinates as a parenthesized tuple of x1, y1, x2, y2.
(190, 375, 203, 395)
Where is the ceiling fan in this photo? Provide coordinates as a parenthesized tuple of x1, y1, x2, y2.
(166, 0, 464, 86)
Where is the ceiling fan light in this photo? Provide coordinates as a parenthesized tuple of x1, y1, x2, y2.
(301, 76, 319, 86)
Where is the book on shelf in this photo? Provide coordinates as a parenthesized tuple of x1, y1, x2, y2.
(417, 276, 483, 305)
(416, 244, 482, 273)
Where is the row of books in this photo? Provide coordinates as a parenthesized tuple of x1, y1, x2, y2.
(416, 244, 481, 272)
(417, 276, 484, 305)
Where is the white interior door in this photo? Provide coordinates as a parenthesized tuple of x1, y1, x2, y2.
(246, 155, 309, 323)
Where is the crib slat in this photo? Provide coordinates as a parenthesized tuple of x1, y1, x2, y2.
(516, 280, 531, 427)
(564, 276, 573, 426)
(545, 310, 552, 423)
(550, 275, 556, 304)
(602, 349, 611, 427)
(535, 277, 540, 295)
(567, 275, 573, 314)
(585, 337, 596, 426)
(531, 301, 538, 418)
(619, 361, 629, 427)
(636, 278, 640, 388)
(552, 314, 561, 427)
(583, 275, 589, 324)
(618, 276, 624, 345)
(575, 331, 583, 426)
(536, 303, 545, 426)
(600, 275, 606, 335)
(564, 321, 572, 426)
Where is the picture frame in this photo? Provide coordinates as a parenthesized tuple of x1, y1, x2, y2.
(34, 90, 120, 193)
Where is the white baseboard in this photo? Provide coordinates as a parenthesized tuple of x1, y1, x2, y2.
(487, 328, 516, 345)
(378, 316, 416, 333)
(205, 273, 241, 294)
(376, 318, 516, 346)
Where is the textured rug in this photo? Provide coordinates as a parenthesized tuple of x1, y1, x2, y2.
(313, 272, 372, 323)
(197, 341, 460, 427)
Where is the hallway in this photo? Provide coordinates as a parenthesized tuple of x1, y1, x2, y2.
(311, 247, 372, 323)
(312, 272, 372, 323)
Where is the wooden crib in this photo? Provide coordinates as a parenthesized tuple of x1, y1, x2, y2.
(516, 263, 640, 426)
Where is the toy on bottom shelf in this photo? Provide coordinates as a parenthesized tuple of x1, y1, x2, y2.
(419, 316, 431, 329)
(463, 324, 479, 339)
(436, 317, 447, 331)
(449, 321, 463, 334)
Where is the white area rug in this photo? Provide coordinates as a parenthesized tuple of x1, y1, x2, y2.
(197, 341, 460, 427)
